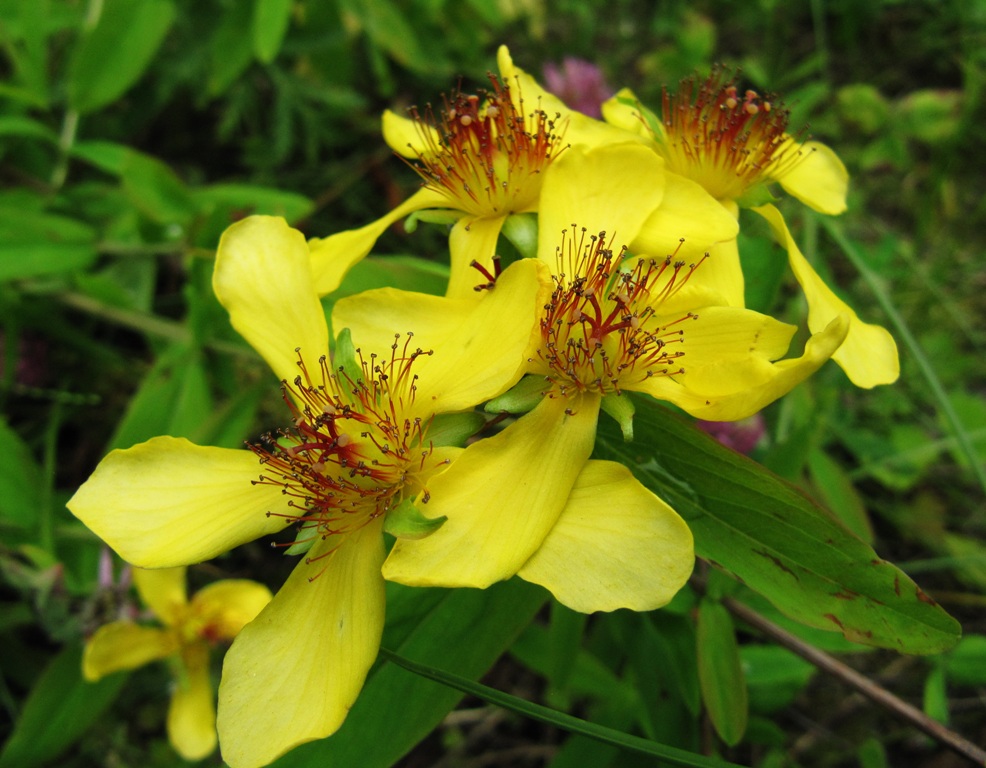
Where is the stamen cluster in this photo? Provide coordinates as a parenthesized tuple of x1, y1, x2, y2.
(539, 228, 703, 396)
(658, 67, 807, 200)
(404, 75, 567, 216)
(250, 338, 435, 556)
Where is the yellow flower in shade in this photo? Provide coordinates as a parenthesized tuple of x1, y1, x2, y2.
(599, 69, 898, 388)
(82, 567, 271, 761)
(333, 142, 848, 606)
(67, 216, 544, 768)
(306, 45, 662, 300)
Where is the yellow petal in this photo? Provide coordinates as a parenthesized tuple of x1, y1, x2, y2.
(334, 259, 547, 417)
(190, 579, 273, 640)
(600, 87, 654, 139)
(754, 204, 899, 387)
(446, 215, 504, 299)
(67, 438, 293, 568)
(638, 313, 850, 420)
(537, 144, 665, 261)
(632, 177, 741, 266)
(133, 567, 187, 626)
(383, 394, 599, 588)
(382, 109, 440, 158)
(213, 216, 328, 384)
(82, 622, 177, 681)
(308, 187, 449, 296)
(775, 139, 849, 215)
(519, 460, 693, 612)
(217, 522, 386, 768)
(168, 643, 217, 761)
(496, 46, 641, 150)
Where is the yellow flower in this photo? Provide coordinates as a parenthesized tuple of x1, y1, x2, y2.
(335, 142, 848, 607)
(306, 45, 678, 300)
(82, 566, 271, 761)
(598, 69, 898, 388)
(67, 216, 543, 768)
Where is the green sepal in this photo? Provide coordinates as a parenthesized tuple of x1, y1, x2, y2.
(601, 393, 634, 441)
(333, 328, 362, 391)
(427, 412, 485, 447)
(283, 534, 317, 557)
(485, 375, 547, 414)
(384, 498, 447, 540)
(735, 183, 778, 209)
(501, 213, 539, 260)
(404, 208, 460, 234)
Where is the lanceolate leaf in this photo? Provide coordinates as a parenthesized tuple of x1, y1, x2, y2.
(595, 396, 960, 654)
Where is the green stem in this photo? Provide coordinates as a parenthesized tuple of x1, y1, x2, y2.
(378, 647, 742, 768)
(819, 216, 986, 497)
(39, 401, 62, 553)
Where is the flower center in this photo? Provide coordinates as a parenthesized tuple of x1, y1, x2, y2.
(250, 338, 440, 558)
(657, 67, 806, 201)
(403, 75, 567, 217)
(538, 228, 703, 396)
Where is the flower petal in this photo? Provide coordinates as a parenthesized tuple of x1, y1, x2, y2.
(190, 579, 273, 641)
(82, 622, 177, 681)
(67, 438, 293, 568)
(754, 204, 899, 387)
(167, 643, 217, 761)
(308, 187, 449, 296)
(537, 144, 666, 262)
(382, 109, 440, 158)
(775, 139, 849, 215)
(334, 259, 547, 416)
(497, 46, 642, 149)
(214, 216, 328, 384)
(133, 567, 187, 626)
(446, 215, 504, 298)
(519, 460, 694, 612)
(383, 394, 599, 588)
(600, 87, 654, 139)
(217, 522, 386, 768)
(637, 313, 849, 420)
(632, 177, 741, 265)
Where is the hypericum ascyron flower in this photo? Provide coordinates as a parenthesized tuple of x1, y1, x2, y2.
(307, 45, 648, 300)
(68, 216, 543, 768)
(83, 567, 271, 761)
(339, 143, 847, 602)
(599, 69, 899, 388)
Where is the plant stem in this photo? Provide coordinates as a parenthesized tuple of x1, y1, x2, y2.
(723, 597, 986, 766)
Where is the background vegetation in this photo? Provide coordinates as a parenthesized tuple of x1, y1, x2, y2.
(1, 0, 984, 766)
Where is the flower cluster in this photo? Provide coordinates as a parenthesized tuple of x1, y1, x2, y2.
(68, 45, 898, 767)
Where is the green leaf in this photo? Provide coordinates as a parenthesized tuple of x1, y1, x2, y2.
(0, 418, 43, 530)
(70, 140, 129, 175)
(193, 184, 314, 223)
(207, 0, 255, 96)
(601, 393, 634, 441)
(272, 579, 546, 768)
(252, 0, 293, 64)
(922, 663, 949, 724)
(383, 498, 446, 539)
(121, 149, 199, 225)
(0, 207, 97, 280)
(741, 645, 815, 713)
(595, 396, 961, 654)
(337, 0, 448, 76)
(808, 448, 873, 543)
(943, 635, 986, 686)
(0, 644, 127, 767)
(697, 600, 748, 746)
(486, 374, 548, 414)
(67, 0, 176, 114)
(379, 644, 743, 768)
(0, 115, 58, 143)
(426, 411, 485, 447)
